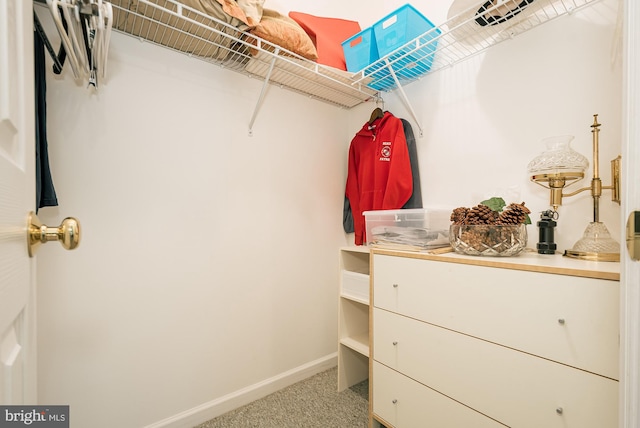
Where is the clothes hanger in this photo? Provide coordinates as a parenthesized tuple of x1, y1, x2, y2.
(368, 97, 386, 125)
(43, 0, 113, 89)
(75, 0, 113, 87)
(96, 2, 113, 81)
(368, 107, 384, 125)
(90, 0, 113, 86)
(80, 7, 97, 87)
(47, 0, 86, 79)
(33, 10, 65, 74)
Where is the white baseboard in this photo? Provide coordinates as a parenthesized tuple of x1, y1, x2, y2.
(144, 353, 338, 428)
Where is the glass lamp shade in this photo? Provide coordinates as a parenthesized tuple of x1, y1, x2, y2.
(565, 222, 620, 262)
(527, 135, 589, 178)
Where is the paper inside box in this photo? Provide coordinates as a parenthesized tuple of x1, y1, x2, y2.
(363, 208, 450, 250)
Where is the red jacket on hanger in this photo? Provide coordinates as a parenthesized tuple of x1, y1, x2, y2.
(345, 111, 413, 245)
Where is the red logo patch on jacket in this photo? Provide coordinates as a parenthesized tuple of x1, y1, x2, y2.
(380, 141, 391, 161)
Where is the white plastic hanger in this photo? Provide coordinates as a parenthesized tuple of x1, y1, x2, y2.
(89, 0, 113, 85)
(96, 1, 113, 80)
(45, 0, 113, 89)
(47, 0, 86, 79)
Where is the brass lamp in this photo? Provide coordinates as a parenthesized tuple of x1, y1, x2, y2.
(527, 114, 621, 261)
(528, 134, 588, 211)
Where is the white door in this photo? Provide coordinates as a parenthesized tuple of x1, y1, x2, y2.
(621, 1, 640, 427)
(0, 0, 37, 404)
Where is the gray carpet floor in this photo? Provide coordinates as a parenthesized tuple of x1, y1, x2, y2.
(194, 367, 369, 428)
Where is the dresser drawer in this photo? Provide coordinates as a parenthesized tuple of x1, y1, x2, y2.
(373, 361, 506, 428)
(373, 308, 619, 428)
(372, 254, 619, 379)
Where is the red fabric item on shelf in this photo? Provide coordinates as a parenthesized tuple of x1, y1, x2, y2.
(288, 11, 361, 70)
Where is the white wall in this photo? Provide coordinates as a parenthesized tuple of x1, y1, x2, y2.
(35, 3, 353, 427)
(279, 0, 622, 251)
(351, 0, 622, 252)
(34, 0, 622, 427)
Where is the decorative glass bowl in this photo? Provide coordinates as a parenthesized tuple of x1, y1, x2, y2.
(449, 224, 527, 257)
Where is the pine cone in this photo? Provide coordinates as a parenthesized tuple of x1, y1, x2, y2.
(450, 201, 529, 227)
(466, 204, 498, 225)
(450, 207, 469, 225)
(497, 202, 531, 225)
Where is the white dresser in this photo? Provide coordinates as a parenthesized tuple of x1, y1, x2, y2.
(369, 249, 620, 428)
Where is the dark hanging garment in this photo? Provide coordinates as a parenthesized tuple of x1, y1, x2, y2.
(343, 195, 354, 233)
(34, 28, 59, 212)
(401, 119, 422, 209)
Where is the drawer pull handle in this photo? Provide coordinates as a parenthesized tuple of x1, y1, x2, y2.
(392, 341, 398, 346)
(392, 283, 398, 288)
(556, 407, 564, 415)
(558, 318, 566, 325)
(392, 399, 398, 404)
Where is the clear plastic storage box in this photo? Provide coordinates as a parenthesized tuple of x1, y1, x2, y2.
(363, 208, 450, 249)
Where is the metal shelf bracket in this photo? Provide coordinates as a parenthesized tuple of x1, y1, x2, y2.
(248, 50, 278, 136)
(385, 59, 424, 138)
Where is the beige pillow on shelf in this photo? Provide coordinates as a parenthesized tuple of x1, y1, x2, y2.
(236, 0, 264, 27)
(209, 0, 250, 27)
(181, 0, 262, 30)
(111, 0, 245, 58)
(250, 9, 318, 60)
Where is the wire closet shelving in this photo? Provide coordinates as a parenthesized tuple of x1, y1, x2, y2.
(108, 0, 602, 134)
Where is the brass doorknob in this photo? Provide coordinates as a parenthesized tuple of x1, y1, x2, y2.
(28, 211, 81, 257)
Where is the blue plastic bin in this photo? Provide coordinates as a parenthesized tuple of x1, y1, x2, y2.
(342, 27, 379, 73)
(372, 4, 440, 81)
(342, 27, 392, 90)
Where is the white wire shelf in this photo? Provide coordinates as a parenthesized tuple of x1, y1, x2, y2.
(108, 0, 602, 132)
(358, 0, 602, 92)
(110, 0, 378, 111)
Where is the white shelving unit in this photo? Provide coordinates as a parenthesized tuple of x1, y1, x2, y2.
(108, 0, 602, 134)
(358, 0, 602, 91)
(337, 246, 370, 392)
(109, 0, 378, 135)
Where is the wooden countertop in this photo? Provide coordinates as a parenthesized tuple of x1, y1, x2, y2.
(370, 247, 620, 281)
